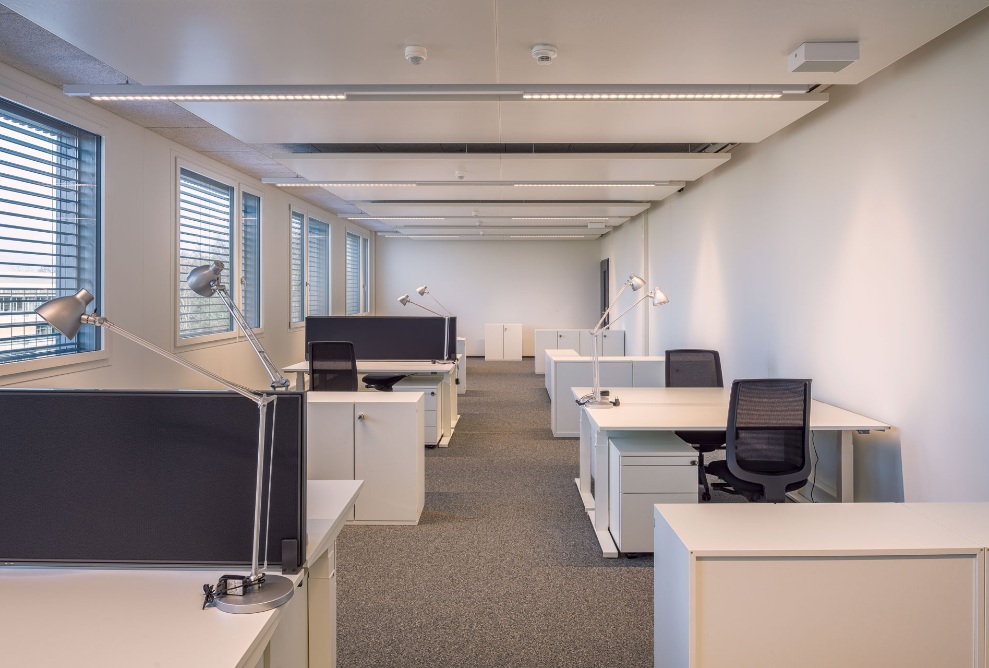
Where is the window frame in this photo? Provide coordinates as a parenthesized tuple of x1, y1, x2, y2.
(0, 93, 107, 379)
(289, 207, 335, 327)
(307, 216, 330, 317)
(174, 160, 263, 348)
(345, 228, 371, 315)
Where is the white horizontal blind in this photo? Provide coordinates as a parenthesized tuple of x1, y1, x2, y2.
(307, 218, 329, 316)
(241, 191, 261, 329)
(0, 97, 101, 363)
(345, 231, 360, 315)
(289, 210, 305, 324)
(178, 168, 234, 338)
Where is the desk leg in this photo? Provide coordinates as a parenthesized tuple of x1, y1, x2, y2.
(308, 546, 336, 667)
(295, 370, 307, 391)
(836, 430, 854, 503)
(577, 411, 593, 504)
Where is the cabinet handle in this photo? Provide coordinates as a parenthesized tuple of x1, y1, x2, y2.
(356, 413, 365, 421)
(690, 460, 698, 466)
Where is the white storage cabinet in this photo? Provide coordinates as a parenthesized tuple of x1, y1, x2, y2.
(534, 329, 626, 373)
(485, 323, 523, 360)
(307, 392, 425, 524)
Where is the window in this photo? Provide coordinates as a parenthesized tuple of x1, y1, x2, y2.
(289, 210, 305, 325)
(241, 191, 261, 329)
(177, 168, 235, 339)
(308, 218, 330, 316)
(346, 230, 370, 315)
(0, 97, 101, 364)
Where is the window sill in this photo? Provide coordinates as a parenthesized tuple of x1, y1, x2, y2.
(0, 349, 110, 385)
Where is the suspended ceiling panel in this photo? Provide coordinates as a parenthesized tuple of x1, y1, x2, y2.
(352, 202, 651, 218)
(273, 153, 730, 184)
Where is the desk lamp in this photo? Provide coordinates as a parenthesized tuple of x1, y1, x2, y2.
(415, 285, 453, 316)
(582, 274, 669, 408)
(398, 294, 451, 360)
(187, 260, 290, 391)
(35, 289, 294, 614)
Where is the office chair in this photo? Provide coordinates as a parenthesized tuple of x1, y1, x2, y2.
(666, 349, 726, 501)
(308, 341, 359, 391)
(706, 379, 813, 503)
(362, 373, 407, 391)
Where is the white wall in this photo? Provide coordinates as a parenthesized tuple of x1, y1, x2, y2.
(374, 238, 601, 356)
(0, 62, 370, 391)
(632, 10, 989, 502)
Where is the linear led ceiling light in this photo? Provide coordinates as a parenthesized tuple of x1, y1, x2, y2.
(513, 182, 675, 188)
(510, 235, 593, 238)
(511, 217, 611, 221)
(65, 83, 811, 102)
(346, 216, 445, 221)
(272, 182, 417, 187)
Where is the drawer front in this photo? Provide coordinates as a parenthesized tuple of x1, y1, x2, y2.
(621, 464, 697, 494)
(622, 455, 697, 467)
(616, 492, 696, 553)
(423, 410, 437, 428)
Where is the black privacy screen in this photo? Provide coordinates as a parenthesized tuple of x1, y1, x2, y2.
(305, 315, 457, 361)
(0, 389, 305, 567)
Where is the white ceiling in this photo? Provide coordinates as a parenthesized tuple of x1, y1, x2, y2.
(4, 0, 987, 240)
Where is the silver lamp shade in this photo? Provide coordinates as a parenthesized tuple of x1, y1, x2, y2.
(186, 261, 224, 297)
(34, 289, 94, 339)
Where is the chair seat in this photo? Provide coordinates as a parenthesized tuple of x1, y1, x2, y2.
(706, 460, 807, 495)
(674, 430, 726, 452)
(362, 374, 407, 391)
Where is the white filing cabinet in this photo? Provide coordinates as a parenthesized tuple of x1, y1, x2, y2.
(484, 323, 523, 360)
(608, 434, 697, 554)
(394, 375, 444, 447)
(307, 392, 425, 524)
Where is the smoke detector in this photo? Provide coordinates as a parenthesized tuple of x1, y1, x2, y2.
(531, 44, 558, 64)
(405, 45, 427, 66)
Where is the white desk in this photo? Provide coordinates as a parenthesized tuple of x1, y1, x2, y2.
(0, 479, 362, 668)
(574, 386, 889, 557)
(285, 359, 459, 446)
(654, 503, 984, 668)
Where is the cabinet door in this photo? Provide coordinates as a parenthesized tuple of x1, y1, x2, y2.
(503, 323, 523, 360)
(354, 400, 421, 522)
(306, 400, 355, 480)
(601, 330, 625, 356)
(484, 323, 504, 360)
(557, 330, 580, 353)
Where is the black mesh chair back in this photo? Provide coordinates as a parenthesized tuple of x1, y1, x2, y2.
(665, 349, 724, 389)
(708, 378, 812, 502)
(666, 349, 726, 500)
(308, 341, 358, 392)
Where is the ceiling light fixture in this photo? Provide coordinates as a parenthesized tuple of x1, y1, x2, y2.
(511, 217, 611, 221)
(383, 235, 460, 239)
(271, 182, 417, 187)
(346, 216, 445, 221)
(65, 83, 811, 102)
(510, 235, 592, 239)
(513, 182, 675, 188)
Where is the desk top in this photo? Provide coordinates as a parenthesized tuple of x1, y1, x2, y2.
(0, 480, 363, 668)
(576, 387, 889, 432)
(905, 502, 989, 546)
(285, 359, 455, 374)
(654, 503, 982, 557)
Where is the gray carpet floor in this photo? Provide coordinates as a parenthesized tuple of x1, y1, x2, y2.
(335, 359, 656, 667)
